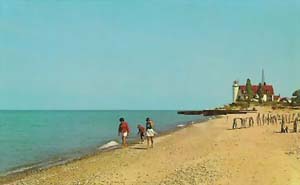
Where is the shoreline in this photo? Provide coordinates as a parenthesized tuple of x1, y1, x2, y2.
(3, 107, 300, 184)
(0, 117, 210, 184)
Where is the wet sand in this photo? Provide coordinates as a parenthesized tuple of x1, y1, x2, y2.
(2, 107, 300, 185)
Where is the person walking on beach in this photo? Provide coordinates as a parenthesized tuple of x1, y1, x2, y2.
(145, 117, 155, 148)
(137, 124, 145, 143)
(118, 118, 130, 147)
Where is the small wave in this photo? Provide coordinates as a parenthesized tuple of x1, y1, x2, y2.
(98, 141, 120, 150)
(2, 165, 37, 176)
(177, 124, 185, 127)
(1, 157, 76, 177)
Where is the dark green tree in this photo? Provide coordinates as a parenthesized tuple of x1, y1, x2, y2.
(293, 89, 300, 97)
(292, 89, 300, 104)
(246, 78, 254, 100)
(257, 83, 264, 103)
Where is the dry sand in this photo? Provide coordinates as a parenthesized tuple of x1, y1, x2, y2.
(2, 107, 300, 185)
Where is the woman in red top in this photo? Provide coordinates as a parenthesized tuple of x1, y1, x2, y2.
(118, 118, 130, 147)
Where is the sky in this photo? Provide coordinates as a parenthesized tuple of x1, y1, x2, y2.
(0, 0, 299, 110)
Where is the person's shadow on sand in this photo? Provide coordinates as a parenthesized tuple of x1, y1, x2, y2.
(131, 146, 148, 150)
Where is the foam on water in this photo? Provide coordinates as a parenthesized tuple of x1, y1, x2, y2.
(98, 141, 120, 150)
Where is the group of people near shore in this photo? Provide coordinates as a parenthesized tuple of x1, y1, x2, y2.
(118, 117, 156, 148)
(232, 112, 300, 133)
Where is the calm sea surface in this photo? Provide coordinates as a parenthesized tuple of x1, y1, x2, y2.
(0, 110, 203, 175)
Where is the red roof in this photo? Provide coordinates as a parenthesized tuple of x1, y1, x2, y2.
(239, 85, 274, 95)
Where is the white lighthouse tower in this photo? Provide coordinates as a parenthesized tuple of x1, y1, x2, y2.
(233, 80, 239, 103)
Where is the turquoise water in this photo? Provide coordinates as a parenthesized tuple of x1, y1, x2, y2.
(0, 110, 203, 175)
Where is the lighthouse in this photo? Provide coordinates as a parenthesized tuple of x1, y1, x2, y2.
(233, 81, 239, 103)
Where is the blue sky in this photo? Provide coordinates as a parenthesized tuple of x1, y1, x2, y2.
(0, 0, 299, 110)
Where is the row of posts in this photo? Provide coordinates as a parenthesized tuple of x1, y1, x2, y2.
(232, 112, 300, 133)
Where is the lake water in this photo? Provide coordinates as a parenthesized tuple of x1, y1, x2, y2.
(0, 110, 204, 175)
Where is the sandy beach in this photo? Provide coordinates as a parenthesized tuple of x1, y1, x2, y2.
(2, 107, 300, 185)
